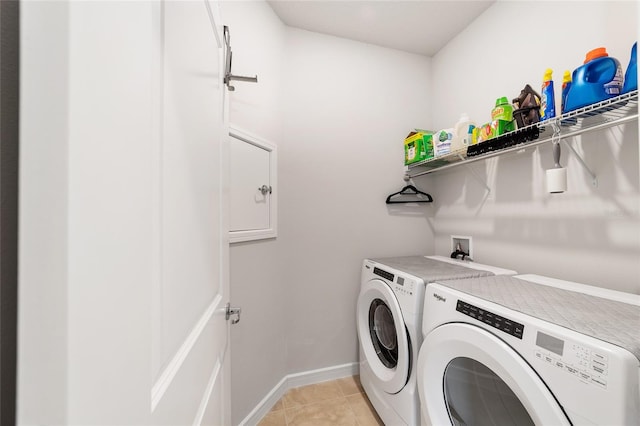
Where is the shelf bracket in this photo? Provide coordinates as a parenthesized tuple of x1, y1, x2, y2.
(548, 119, 597, 188)
(561, 138, 598, 187)
(461, 154, 491, 194)
(550, 118, 597, 187)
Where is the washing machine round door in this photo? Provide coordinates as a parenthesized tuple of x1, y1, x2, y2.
(417, 323, 570, 426)
(357, 278, 410, 394)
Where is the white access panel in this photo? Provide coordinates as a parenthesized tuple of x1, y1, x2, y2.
(229, 126, 277, 242)
(230, 137, 269, 230)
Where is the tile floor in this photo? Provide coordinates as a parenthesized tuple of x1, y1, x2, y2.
(257, 375, 384, 426)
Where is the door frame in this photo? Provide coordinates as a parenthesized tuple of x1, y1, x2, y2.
(0, 0, 19, 423)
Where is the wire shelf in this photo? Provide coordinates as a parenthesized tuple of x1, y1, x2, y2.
(407, 90, 638, 178)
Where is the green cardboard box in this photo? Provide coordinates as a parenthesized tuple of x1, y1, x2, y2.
(404, 130, 434, 165)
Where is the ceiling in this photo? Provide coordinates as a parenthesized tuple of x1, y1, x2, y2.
(267, 0, 496, 57)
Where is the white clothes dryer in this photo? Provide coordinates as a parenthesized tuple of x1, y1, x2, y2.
(357, 256, 516, 425)
(417, 274, 640, 426)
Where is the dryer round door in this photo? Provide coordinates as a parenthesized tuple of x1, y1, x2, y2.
(357, 278, 410, 394)
(417, 323, 570, 426)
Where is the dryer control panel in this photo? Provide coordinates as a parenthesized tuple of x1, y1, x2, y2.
(456, 296, 611, 390)
(456, 300, 524, 339)
(534, 331, 609, 389)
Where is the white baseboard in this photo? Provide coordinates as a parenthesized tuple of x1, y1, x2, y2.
(238, 376, 288, 426)
(238, 362, 359, 426)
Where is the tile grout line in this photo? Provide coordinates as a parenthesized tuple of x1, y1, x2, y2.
(343, 393, 362, 426)
(338, 377, 362, 426)
(258, 376, 372, 426)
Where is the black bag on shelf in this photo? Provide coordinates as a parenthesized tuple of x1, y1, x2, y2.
(512, 84, 542, 128)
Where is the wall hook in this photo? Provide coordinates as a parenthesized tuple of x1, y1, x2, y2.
(224, 26, 258, 91)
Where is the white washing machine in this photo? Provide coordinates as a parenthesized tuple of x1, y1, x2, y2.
(356, 256, 516, 425)
(417, 274, 640, 426)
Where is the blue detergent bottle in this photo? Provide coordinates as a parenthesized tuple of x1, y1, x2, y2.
(564, 47, 624, 112)
(623, 42, 637, 93)
(540, 69, 556, 121)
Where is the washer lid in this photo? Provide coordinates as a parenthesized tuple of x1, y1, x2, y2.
(357, 278, 411, 394)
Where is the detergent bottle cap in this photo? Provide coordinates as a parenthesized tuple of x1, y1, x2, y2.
(563, 70, 572, 84)
(584, 47, 608, 63)
(543, 68, 553, 81)
(495, 96, 509, 107)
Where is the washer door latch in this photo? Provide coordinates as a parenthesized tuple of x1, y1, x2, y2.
(225, 302, 241, 325)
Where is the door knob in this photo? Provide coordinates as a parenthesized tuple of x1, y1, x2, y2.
(258, 185, 272, 196)
(225, 302, 241, 325)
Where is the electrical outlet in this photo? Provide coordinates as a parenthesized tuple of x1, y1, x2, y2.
(451, 235, 473, 260)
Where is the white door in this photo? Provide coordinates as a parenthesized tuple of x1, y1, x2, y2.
(417, 323, 570, 426)
(18, 1, 229, 424)
(151, 0, 230, 424)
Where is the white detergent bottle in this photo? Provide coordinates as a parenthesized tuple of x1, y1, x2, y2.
(450, 113, 475, 155)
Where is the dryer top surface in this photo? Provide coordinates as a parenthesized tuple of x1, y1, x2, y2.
(368, 255, 511, 284)
(439, 275, 640, 362)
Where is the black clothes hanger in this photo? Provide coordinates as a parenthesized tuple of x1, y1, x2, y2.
(385, 183, 433, 204)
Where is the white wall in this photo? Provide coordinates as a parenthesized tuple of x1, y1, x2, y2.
(221, 2, 435, 422)
(281, 27, 434, 373)
(425, 1, 639, 294)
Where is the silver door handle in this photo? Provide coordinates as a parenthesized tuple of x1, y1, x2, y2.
(225, 302, 241, 325)
(258, 185, 272, 196)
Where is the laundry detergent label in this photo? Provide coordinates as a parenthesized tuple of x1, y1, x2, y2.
(434, 130, 453, 157)
(604, 66, 623, 95)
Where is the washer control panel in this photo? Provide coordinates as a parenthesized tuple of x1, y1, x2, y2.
(373, 267, 394, 281)
(372, 267, 415, 296)
(394, 275, 415, 296)
(456, 299, 524, 339)
(534, 331, 609, 389)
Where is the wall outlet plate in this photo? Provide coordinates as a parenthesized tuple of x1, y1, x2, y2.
(451, 235, 473, 260)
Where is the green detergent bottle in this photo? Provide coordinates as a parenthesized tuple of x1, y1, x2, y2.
(490, 97, 515, 137)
